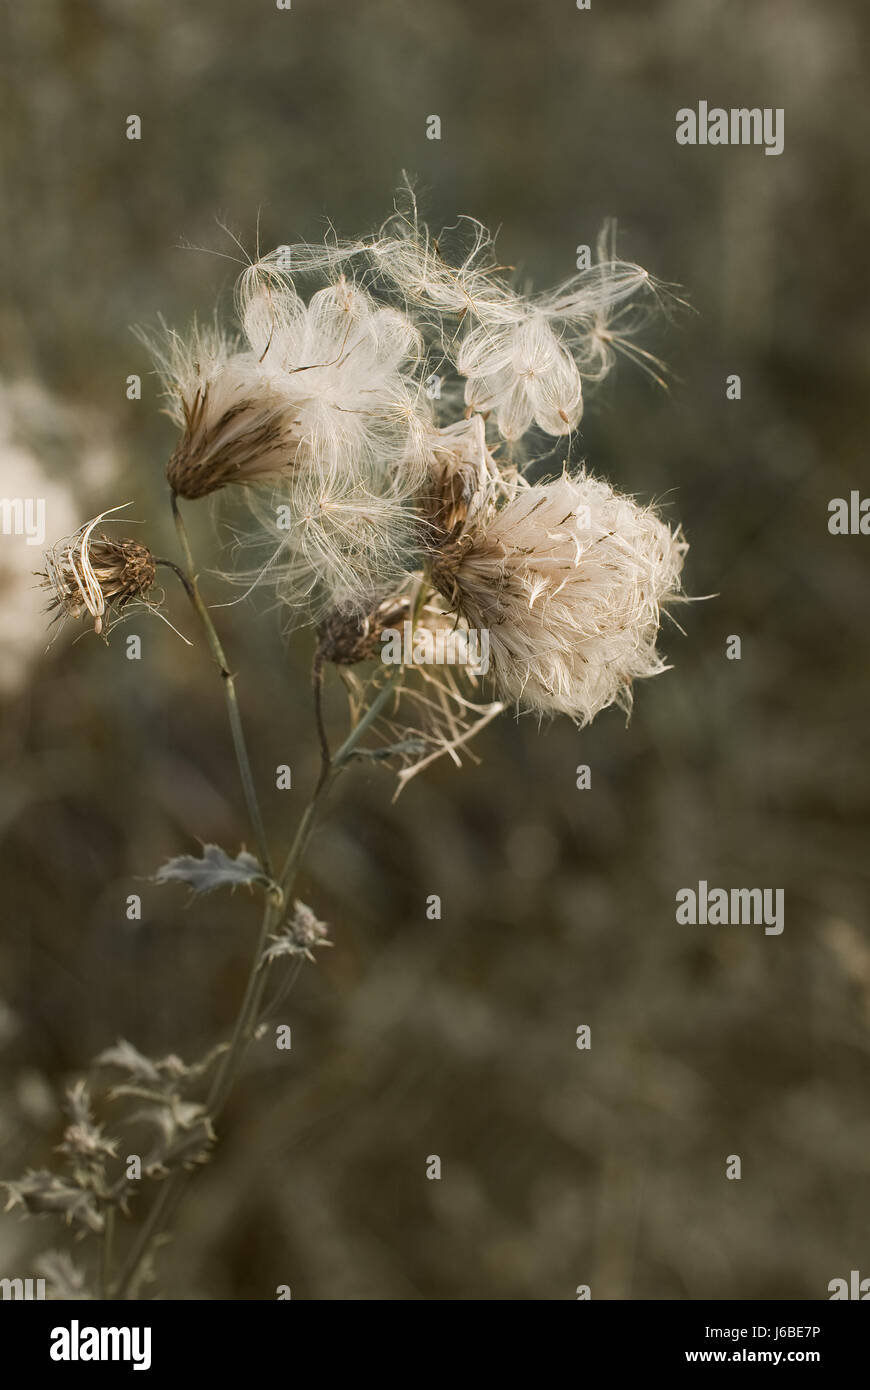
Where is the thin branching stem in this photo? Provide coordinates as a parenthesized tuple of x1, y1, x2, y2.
(312, 644, 331, 797)
(112, 496, 273, 1299)
(168, 492, 273, 880)
(237, 673, 401, 1070)
(113, 605, 401, 1298)
(99, 1208, 115, 1300)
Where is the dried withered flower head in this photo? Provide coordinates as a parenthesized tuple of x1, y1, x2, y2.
(432, 472, 686, 724)
(167, 370, 298, 500)
(316, 594, 412, 666)
(148, 263, 433, 507)
(144, 322, 302, 500)
(41, 508, 157, 635)
(260, 900, 333, 967)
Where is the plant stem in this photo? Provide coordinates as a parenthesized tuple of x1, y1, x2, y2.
(232, 673, 401, 1067)
(113, 635, 400, 1297)
(168, 492, 273, 879)
(99, 1208, 115, 1300)
(312, 644, 331, 797)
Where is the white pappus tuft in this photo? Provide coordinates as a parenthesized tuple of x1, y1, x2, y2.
(436, 471, 686, 724)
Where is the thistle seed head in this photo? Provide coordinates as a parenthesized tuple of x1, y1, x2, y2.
(432, 471, 686, 724)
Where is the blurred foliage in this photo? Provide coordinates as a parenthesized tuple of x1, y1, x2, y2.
(1, 0, 869, 1299)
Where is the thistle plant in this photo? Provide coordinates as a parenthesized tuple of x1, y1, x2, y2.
(3, 195, 686, 1299)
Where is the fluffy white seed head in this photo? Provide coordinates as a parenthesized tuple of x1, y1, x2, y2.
(437, 219, 661, 440)
(441, 472, 686, 723)
(223, 266, 435, 616)
(236, 471, 420, 621)
(237, 266, 432, 492)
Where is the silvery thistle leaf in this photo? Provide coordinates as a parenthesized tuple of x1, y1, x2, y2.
(153, 843, 282, 903)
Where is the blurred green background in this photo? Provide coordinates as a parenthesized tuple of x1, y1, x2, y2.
(1, 0, 869, 1299)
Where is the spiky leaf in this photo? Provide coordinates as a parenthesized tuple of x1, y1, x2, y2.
(154, 844, 280, 901)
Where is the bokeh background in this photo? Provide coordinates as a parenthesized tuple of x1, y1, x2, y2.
(2, 0, 869, 1300)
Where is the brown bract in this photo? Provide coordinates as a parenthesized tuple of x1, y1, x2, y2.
(167, 380, 296, 500)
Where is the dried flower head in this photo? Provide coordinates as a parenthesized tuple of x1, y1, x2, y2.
(158, 324, 303, 499)
(260, 900, 333, 966)
(433, 472, 686, 724)
(316, 594, 413, 666)
(41, 508, 157, 635)
(146, 263, 433, 507)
